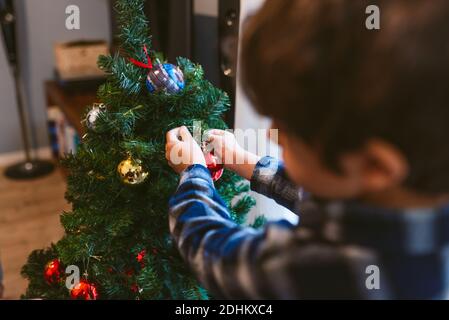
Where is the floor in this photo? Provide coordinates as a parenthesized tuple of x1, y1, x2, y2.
(0, 167, 68, 299)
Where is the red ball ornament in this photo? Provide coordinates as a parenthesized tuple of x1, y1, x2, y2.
(205, 152, 224, 182)
(44, 259, 62, 284)
(70, 280, 99, 300)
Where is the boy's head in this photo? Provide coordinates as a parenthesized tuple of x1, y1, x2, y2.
(241, 0, 449, 204)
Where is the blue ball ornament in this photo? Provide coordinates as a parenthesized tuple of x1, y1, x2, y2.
(146, 63, 185, 94)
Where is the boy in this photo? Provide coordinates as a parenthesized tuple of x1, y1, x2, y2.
(165, 0, 449, 299)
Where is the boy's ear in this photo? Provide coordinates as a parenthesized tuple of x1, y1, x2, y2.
(358, 140, 409, 192)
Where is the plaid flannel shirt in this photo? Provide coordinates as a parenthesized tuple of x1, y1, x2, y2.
(168, 156, 449, 299)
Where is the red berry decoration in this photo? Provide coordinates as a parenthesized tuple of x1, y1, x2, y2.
(137, 250, 146, 263)
(205, 152, 224, 182)
(125, 268, 134, 276)
(70, 280, 99, 300)
(44, 259, 62, 284)
(131, 284, 139, 293)
(137, 250, 146, 268)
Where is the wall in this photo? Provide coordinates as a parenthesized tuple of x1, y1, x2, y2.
(236, 0, 298, 224)
(0, 0, 111, 155)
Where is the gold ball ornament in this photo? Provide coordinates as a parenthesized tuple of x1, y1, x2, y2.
(117, 157, 149, 185)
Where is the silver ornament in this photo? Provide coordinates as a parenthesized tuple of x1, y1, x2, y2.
(86, 103, 106, 130)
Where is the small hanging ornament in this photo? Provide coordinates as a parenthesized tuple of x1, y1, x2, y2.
(117, 155, 149, 185)
(85, 103, 106, 131)
(44, 259, 63, 284)
(146, 63, 185, 94)
(130, 45, 185, 94)
(70, 280, 99, 300)
(201, 141, 224, 182)
(205, 151, 224, 182)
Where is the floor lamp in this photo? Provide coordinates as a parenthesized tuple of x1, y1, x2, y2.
(1, 0, 54, 179)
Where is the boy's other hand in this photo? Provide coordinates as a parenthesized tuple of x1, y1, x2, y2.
(166, 126, 206, 174)
(206, 129, 260, 180)
(206, 129, 243, 167)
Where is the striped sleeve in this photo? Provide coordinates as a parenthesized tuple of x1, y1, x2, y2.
(168, 165, 299, 298)
(250, 156, 302, 213)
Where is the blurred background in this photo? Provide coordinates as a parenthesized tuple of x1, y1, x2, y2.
(0, 0, 292, 299)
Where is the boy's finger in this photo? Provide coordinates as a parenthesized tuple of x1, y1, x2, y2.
(179, 126, 192, 140)
(207, 129, 225, 136)
(165, 150, 170, 161)
(166, 128, 180, 142)
(204, 136, 223, 153)
(206, 133, 223, 144)
(166, 145, 178, 161)
(165, 141, 175, 152)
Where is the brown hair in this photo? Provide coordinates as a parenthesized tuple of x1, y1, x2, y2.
(241, 0, 449, 194)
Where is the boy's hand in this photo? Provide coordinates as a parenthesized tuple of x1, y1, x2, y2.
(206, 129, 260, 180)
(166, 126, 206, 174)
(205, 129, 245, 167)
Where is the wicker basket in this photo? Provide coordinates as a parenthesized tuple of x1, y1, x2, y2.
(54, 40, 109, 80)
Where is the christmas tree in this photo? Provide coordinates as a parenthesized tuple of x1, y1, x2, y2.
(21, 0, 257, 300)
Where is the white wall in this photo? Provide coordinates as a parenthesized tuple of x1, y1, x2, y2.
(236, 0, 298, 224)
(0, 0, 111, 155)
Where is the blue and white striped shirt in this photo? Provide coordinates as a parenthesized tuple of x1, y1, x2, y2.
(169, 156, 449, 299)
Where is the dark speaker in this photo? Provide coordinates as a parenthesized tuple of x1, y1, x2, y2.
(218, 0, 240, 127)
(0, 0, 16, 65)
(165, 0, 192, 61)
(192, 0, 240, 128)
